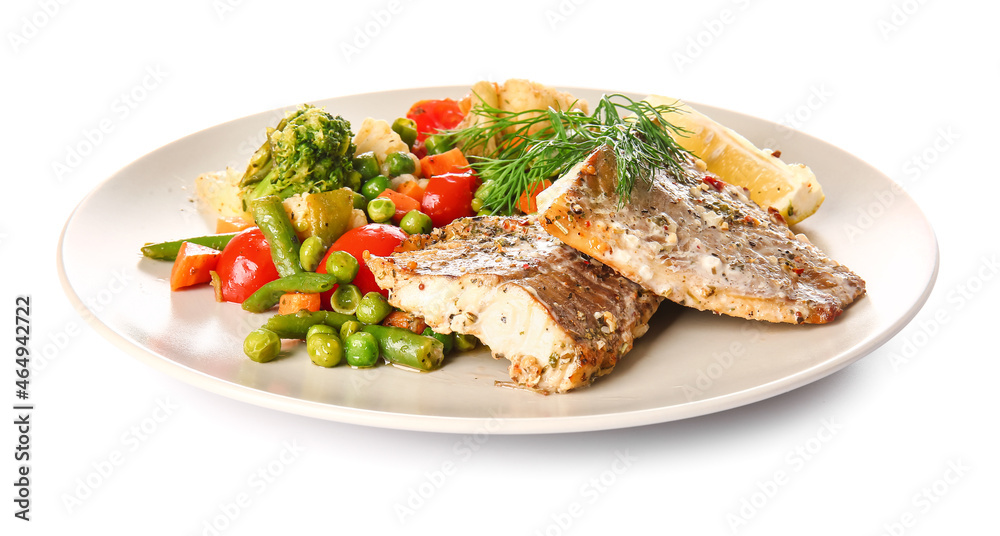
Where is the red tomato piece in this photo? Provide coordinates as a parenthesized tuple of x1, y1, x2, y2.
(406, 99, 465, 142)
(421, 173, 476, 228)
(317, 224, 408, 301)
(214, 227, 280, 303)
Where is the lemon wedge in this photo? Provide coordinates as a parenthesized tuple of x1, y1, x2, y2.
(643, 95, 824, 225)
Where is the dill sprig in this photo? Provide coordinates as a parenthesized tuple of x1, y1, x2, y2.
(448, 94, 692, 214)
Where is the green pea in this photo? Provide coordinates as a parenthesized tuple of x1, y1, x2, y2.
(340, 320, 363, 340)
(356, 292, 392, 324)
(392, 118, 418, 149)
(454, 333, 479, 352)
(324, 251, 359, 285)
(352, 191, 367, 210)
(361, 175, 391, 201)
(424, 134, 454, 156)
(353, 151, 380, 181)
(345, 331, 379, 368)
(244, 328, 281, 363)
(298, 236, 326, 272)
(307, 333, 343, 367)
(330, 284, 363, 315)
(385, 152, 416, 177)
(367, 198, 396, 223)
(422, 327, 454, 355)
(399, 210, 433, 235)
(307, 323, 336, 339)
(470, 198, 484, 212)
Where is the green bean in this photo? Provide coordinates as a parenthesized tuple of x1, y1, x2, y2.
(385, 152, 416, 176)
(250, 195, 302, 277)
(423, 327, 454, 354)
(299, 236, 326, 272)
(307, 323, 336, 339)
(392, 117, 418, 149)
(260, 310, 355, 339)
(353, 151, 380, 181)
(244, 328, 281, 363)
(367, 198, 396, 223)
(330, 284, 363, 315)
(324, 251, 359, 284)
(399, 210, 432, 235)
(141, 232, 237, 261)
(241, 272, 337, 313)
(361, 175, 390, 201)
(307, 333, 343, 367)
(361, 324, 444, 371)
(356, 292, 392, 324)
(345, 331, 379, 368)
(339, 320, 363, 340)
(423, 134, 454, 156)
(474, 180, 494, 201)
(454, 333, 479, 352)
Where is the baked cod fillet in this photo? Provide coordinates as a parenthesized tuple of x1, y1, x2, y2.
(537, 146, 865, 324)
(365, 216, 661, 393)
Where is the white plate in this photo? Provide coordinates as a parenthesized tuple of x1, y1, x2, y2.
(58, 86, 938, 434)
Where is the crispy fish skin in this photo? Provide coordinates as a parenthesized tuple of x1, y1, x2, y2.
(537, 146, 865, 324)
(365, 216, 661, 393)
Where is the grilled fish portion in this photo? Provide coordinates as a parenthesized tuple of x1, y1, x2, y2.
(537, 146, 865, 324)
(365, 216, 661, 393)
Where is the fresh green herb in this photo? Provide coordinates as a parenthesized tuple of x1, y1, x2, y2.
(449, 94, 691, 213)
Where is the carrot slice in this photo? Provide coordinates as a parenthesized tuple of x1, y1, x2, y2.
(216, 216, 254, 233)
(517, 179, 553, 214)
(419, 147, 470, 179)
(395, 179, 426, 203)
(377, 189, 422, 223)
(381, 310, 427, 334)
(170, 242, 222, 290)
(278, 292, 321, 315)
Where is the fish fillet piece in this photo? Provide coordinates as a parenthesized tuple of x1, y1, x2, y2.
(365, 216, 661, 393)
(537, 146, 865, 324)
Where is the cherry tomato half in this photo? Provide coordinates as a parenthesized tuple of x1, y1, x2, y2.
(317, 224, 408, 302)
(214, 227, 280, 303)
(421, 172, 476, 228)
(406, 99, 465, 142)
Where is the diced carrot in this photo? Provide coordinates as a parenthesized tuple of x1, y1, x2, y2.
(419, 147, 470, 179)
(170, 242, 222, 291)
(377, 189, 422, 223)
(381, 310, 428, 334)
(395, 179, 426, 203)
(216, 216, 254, 233)
(517, 179, 553, 214)
(278, 292, 321, 315)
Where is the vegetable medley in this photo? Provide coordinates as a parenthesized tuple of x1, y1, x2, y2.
(142, 89, 539, 371)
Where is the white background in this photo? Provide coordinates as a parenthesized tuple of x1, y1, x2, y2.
(4, 0, 998, 534)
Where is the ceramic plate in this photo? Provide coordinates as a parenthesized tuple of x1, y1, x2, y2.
(58, 86, 938, 434)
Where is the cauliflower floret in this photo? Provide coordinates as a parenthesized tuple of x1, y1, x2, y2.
(353, 117, 421, 177)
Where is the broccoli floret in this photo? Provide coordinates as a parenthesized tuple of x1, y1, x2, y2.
(239, 105, 358, 209)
